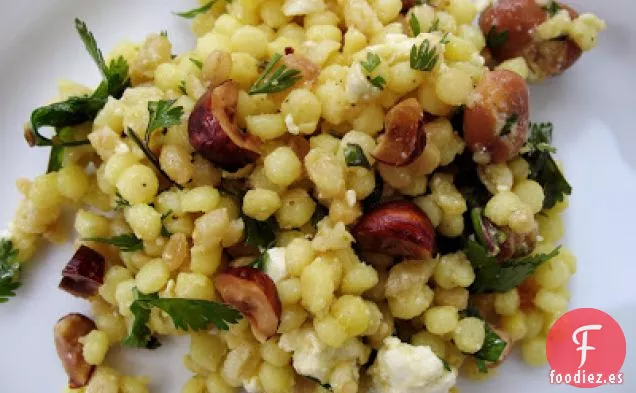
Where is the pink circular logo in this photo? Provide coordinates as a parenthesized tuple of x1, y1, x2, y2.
(547, 308, 626, 388)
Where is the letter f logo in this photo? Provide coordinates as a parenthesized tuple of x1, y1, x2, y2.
(572, 324, 602, 368)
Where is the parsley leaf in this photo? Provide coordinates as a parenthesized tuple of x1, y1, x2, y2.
(410, 14, 421, 37)
(249, 53, 301, 95)
(487, 26, 509, 49)
(475, 358, 489, 373)
(500, 113, 518, 136)
(367, 76, 387, 90)
(160, 210, 173, 238)
(545, 0, 561, 17)
(248, 249, 270, 271)
(429, 17, 440, 33)
(114, 192, 131, 210)
(46, 127, 77, 173)
(0, 239, 21, 304)
(343, 144, 371, 168)
(243, 217, 278, 251)
(522, 122, 571, 209)
(124, 288, 243, 348)
(179, 81, 187, 95)
(83, 234, 144, 253)
(174, 0, 217, 18)
(475, 323, 508, 363)
(190, 58, 203, 69)
(465, 240, 561, 293)
(360, 52, 381, 73)
(410, 39, 439, 71)
(145, 100, 184, 144)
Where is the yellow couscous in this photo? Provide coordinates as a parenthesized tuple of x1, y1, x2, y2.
(1, 0, 606, 392)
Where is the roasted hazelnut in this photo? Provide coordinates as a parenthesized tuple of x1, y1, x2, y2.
(214, 267, 282, 343)
(352, 200, 436, 259)
(188, 80, 262, 172)
(59, 246, 106, 299)
(463, 70, 529, 164)
(54, 313, 96, 388)
(372, 98, 425, 167)
(480, 0, 582, 79)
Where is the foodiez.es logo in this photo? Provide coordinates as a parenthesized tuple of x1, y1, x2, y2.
(547, 308, 626, 388)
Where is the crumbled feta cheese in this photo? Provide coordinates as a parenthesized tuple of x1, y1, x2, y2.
(265, 247, 288, 283)
(285, 114, 301, 135)
(345, 190, 357, 207)
(345, 62, 380, 103)
(368, 337, 457, 393)
(282, 0, 326, 16)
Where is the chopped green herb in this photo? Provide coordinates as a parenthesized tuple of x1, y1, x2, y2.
(243, 217, 277, 251)
(465, 240, 561, 293)
(248, 249, 270, 271)
(410, 14, 421, 37)
(500, 113, 519, 136)
(46, 127, 77, 173)
(178, 81, 187, 95)
(343, 144, 371, 168)
(360, 52, 382, 73)
(367, 75, 387, 90)
(522, 122, 571, 209)
(124, 288, 242, 348)
(486, 26, 509, 49)
(410, 39, 439, 71)
(174, 0, 217, 18)
(145, 100, 184, 144)
(429, 17, 440, 33)
(114, 192, 131, 210)
(190, 58, 203, 69)
(439, 32, 450, 44)
(83, 234, 144, 253)
(475, 323, 508, 363)
(249, 53, 301, 95)
(545, 0, 561, 17)
(0, 239, 21, 304)
(161, 210, 173, 238)
(126, 128, 183, 190)
(160, 30, 168, 38)
(475, 358, 489, 373)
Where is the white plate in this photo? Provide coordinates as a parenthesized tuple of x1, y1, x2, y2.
(0, 1, 633, 392)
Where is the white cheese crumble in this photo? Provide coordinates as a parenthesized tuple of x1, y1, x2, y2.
(282, 0, 326, 16)
(345, 190, 357, 207)
(368, 337, 457, 393)
(345, 62, 380, 104)
(285, 114, 301, 135)
(265, 247, 288, 283)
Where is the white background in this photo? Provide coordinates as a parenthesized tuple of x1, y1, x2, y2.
(0, 1, 633, 392)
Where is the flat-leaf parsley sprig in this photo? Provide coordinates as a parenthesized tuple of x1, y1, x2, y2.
(410, 39, 440, 72)
(174, 0, 218, 19)
(123, 288, 243, 348)
(360, 52, 387, 90)
(82, 234, 144, 253)
(0, 239, 21, 304)
(249, 53, 301, 95)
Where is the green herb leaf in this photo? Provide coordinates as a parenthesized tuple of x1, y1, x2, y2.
(545, 0, 561, 17)
(361, 52, 382, 73)
(475, 323, 507, 362)
(178, 81, 187, 96)
(465, 240, 561, 293)
(367, 76, 387, 90)
(429, 17, 440, 33)
(363, 172, 384, 211)
(161, 210, 173, 238)
(123, 293, 155, 348)
(522, 123, 571, 209)
(409, 14, 421, 37)
(114, 192, 131, 210)
(0, 239, 21, 304)
(410, 39, 439, 71)
(126, 128, 183, 190)
(248, 249, 270, 271)
(487, 26, 509, 49)
(146, 100, 184, 144)
(439, 32, 450, 45)
(75, 18, 107, 75)
(249, 53, 301, 95)
(46, 127, 78, 173)
(475, 358, 489, 373)
(243, 217, 278, 251)
(190, 58, 203, 69)
(174, 0, 217, 18)
(83, 234, 144, 253)
(500, 113, 518, 136)
(344, 144, 371, 168)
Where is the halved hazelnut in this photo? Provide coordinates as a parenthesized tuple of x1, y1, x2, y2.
(471, 208, 537, 261)
(479, 0, 582, 79)
(59, 246, 106, 298)
(498, 226, 537, 261)
(214, 267, 282, 343)
(54, 313, 96, 388)
(188, 80, 262, 171)
(463, 70, 529, 164)
(372, 98, 425, 167)
(352, 200, 436, 259)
